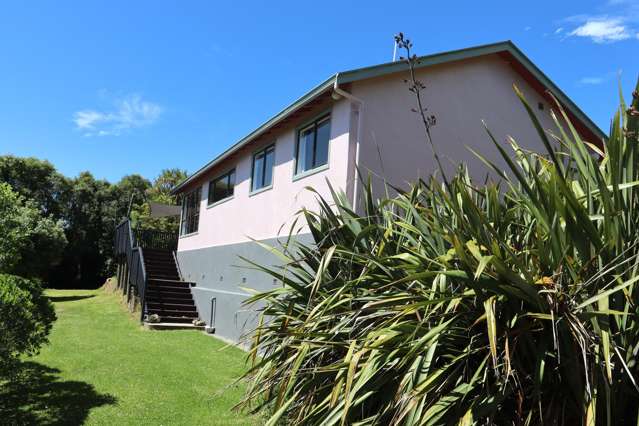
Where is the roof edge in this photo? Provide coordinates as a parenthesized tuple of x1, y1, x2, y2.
(336, 40, 515, 84)
(173, 41, 606, 195)
(503, 42, 606, 141)
(336, 40, 606, 141)
(171, 74, 336, 194)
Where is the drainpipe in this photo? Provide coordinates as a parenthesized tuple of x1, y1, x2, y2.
(333, 73, 364, 212)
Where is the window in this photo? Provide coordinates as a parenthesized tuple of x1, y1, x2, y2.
(208, 169, 235, 205)
(180, 187, 201, 236)
(251, 145, 275, 192)
(295, 116, 330, 175)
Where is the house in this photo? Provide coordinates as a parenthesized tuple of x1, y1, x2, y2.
(164, 41, 604, 343)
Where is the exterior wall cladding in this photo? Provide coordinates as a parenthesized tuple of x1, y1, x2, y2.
(177, 53, 565, 345)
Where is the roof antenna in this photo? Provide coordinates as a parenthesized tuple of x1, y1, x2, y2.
(392, 39, 398, 62)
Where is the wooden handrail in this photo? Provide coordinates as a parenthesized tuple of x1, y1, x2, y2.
(114, 219, 149, 322)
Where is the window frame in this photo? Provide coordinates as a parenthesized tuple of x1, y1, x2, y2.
(250, 144, 276, 195)
(179, 186, 201, 237)
(207, 168, 236, 207)
(293, 113, 331, 178)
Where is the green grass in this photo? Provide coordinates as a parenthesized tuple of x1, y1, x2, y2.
(1, 287, 254, 425)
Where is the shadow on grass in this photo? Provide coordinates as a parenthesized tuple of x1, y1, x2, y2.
(0, 361, 117, 425)
(48, 295, 96, 303)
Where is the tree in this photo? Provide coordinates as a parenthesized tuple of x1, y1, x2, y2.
(0, 274, 56, 375)
(136, 168, 187, 231)
(0, 183, 66, 280)
(50, 172, 117, 288)
(0, 155, 185, 289)
(147, 168, 187, 201)
(0, 156, 69, 218)
(112, 174, 151, 223)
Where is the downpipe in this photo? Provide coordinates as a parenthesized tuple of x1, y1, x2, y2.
(333, 74, 364, 211)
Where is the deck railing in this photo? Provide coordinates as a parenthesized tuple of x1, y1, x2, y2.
(114, 219, 149, 322)
(133, 228, 178, 251)
(114, 220, 180, 322)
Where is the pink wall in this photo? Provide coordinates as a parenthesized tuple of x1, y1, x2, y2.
(177, 98, 354, 252)
(351, 54, 561, 201)
(179, 53, 586, 252)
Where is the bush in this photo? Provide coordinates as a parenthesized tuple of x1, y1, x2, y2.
(0, 274, 56, 375)
(238, 81, 639, 425)
(0, 182, 66, 280)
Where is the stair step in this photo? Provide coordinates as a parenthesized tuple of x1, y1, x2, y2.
(144, 260, 175, 266)
(144, 323, 204, 331)
(146, 270, 178, 276)
(148, 278, 186, 285)
(146, 271, 179, 276)
(146, 302, 196, 311)
(146, 291, 193, 301)
(144, 257, 176, 263)
(144, 252, 174, 258)
(143, 249, 174, 255)
(147, 281, 196, 289)
(147, 273, 180, 280)
(146, 286, 192, 295)
(147, 308, 198, 317)
(145, 259, 176, 264)
(146, 292, 191, 301)
(138, 247, 200, 324)
(157, 315, 199, 324)
(148, 287, 189, 294)
(143, 257, 175, 263)
(145, 264, 178, 270)
(144, 251, 175, 257)
(147, 274, 181, 281)
(146, 298, 195, 306)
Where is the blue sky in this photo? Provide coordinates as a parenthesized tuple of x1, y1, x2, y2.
(0, 1, 638, 182)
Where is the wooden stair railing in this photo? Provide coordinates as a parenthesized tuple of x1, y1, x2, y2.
(114, 219, 149, 322)
(114, 220, 199, 325)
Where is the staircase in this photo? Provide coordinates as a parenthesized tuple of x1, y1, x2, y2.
(114, 220, 201, 328)
(143, 248, 199, 324)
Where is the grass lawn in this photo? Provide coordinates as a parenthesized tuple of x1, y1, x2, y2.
(0, 287, 255, 425)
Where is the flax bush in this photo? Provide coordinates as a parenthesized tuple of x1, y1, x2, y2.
(238, 81, 639, 425)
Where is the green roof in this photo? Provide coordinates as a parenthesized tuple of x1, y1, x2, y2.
(172, 40, 605, 194)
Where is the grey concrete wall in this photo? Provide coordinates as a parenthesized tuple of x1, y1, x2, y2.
(176, 234, 313, 345)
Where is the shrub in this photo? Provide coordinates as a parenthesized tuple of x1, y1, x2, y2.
(0, 274, 56, 375)
(238, 81, 639, 425)
(0, 182, 66, 279)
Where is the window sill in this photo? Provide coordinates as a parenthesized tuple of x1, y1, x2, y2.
(206, 195, 234, 209)
(292, 163, 329, 182)
(179, 231, 199, 239)
(249, 184, 273, 197)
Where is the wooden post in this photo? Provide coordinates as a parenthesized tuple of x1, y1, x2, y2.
(116, 259, 123, 289)
(120, 258, 129, 293)
(124, 261, 131, 297)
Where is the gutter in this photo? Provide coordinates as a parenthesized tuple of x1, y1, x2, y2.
(171, 41, 605, 196)
(170, 75, 336, 195)
(333, 73, 364, 210)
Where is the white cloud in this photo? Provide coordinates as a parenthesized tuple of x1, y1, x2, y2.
(569, 18, 633, 42)
(578, 76, 605, 85)
(73, 94, 162, 137)
(555, 27, 564, 34)
(607, 0, 638, 5)
(524, 26, 532, 31)
(577, 70, 619, 85)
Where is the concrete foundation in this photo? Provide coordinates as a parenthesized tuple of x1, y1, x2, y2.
(176, 234, 312, 344)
